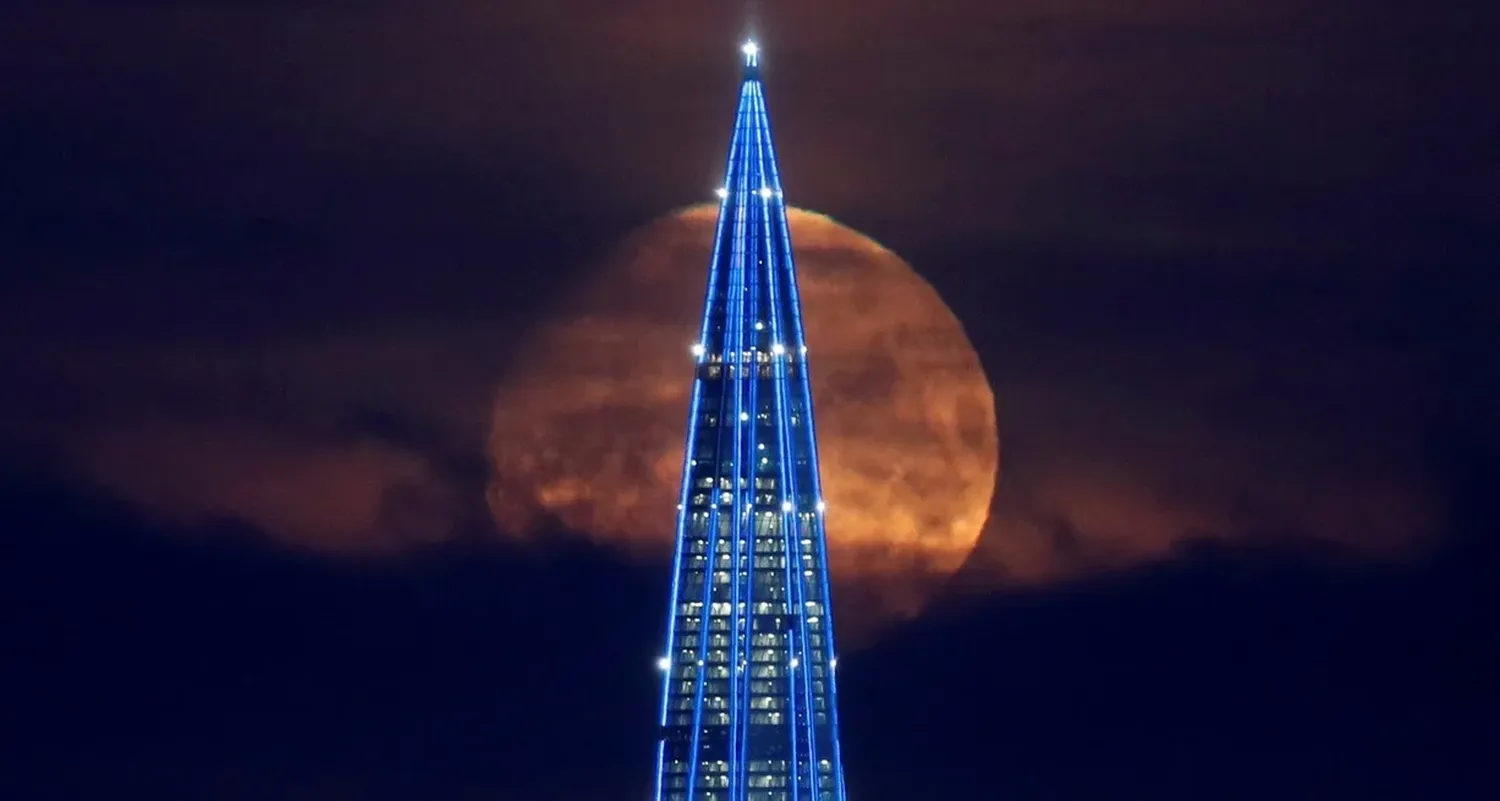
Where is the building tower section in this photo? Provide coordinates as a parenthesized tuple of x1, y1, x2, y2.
(651, 41, 850, 801)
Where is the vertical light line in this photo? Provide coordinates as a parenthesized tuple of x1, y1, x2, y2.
(725, 82, 758, 800)
(729, 78, 768, 801)
(763, 97, 849, 801)
(758, 82, 823, 799)
(727, 89, 761, 801)
(747, 80, 815, 801)
(686, 78, 756, 801)
(732, 89, 768, 801)
(654, 78, 752, 801)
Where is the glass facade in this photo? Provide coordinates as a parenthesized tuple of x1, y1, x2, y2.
(651, 44, 849, 801)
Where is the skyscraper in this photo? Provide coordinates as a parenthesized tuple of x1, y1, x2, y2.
(650, 42, 849, 801)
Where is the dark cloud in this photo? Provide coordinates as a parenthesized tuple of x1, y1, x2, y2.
(0, 3, 1495, 799)
(0, 0, 1494, 577)
(0, 324, 508, 553)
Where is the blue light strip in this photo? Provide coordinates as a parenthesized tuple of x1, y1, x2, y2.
(748, 82, 795, 800)
(723, 87, 758, 801)
(686, 86, 758, 798)
(762, 86, 849, 801)
(751, 80, 824, 798)
(661, 76, 752, 801)
(732, 107, 769, 801)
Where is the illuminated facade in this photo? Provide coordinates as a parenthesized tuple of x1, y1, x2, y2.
(650, 42, 849, 801)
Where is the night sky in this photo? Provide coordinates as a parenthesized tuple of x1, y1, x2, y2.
(2, 2, 1497, 799)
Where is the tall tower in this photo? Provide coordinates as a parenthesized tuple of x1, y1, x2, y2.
(651, 41, 849, 801)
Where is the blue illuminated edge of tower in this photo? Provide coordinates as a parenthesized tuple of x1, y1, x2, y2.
(650, 41, 849, 801)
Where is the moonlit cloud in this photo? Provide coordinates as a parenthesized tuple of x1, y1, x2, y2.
(0, 0, 1488, 597)
(69, 420, 458, 553)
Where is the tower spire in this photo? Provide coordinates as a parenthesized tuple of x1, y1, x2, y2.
(741, 39, 760, 70)
(649, 41, 850, 801)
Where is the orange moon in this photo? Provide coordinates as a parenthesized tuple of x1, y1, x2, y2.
(488, 205, 998, 633)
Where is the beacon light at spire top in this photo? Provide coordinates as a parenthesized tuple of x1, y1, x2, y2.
(741, 40, 759, 67)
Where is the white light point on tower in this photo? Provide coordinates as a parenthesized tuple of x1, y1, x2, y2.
(759, 187, 773, 200)
(742, 41, 759, 63)
(772, 342, 785, 355)
(657, 656, 671, 671)
(716, 187, 729, 199)
(691, 342, 705, 357)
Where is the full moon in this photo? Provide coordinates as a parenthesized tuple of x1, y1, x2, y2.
(488, 205, 998, 635)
